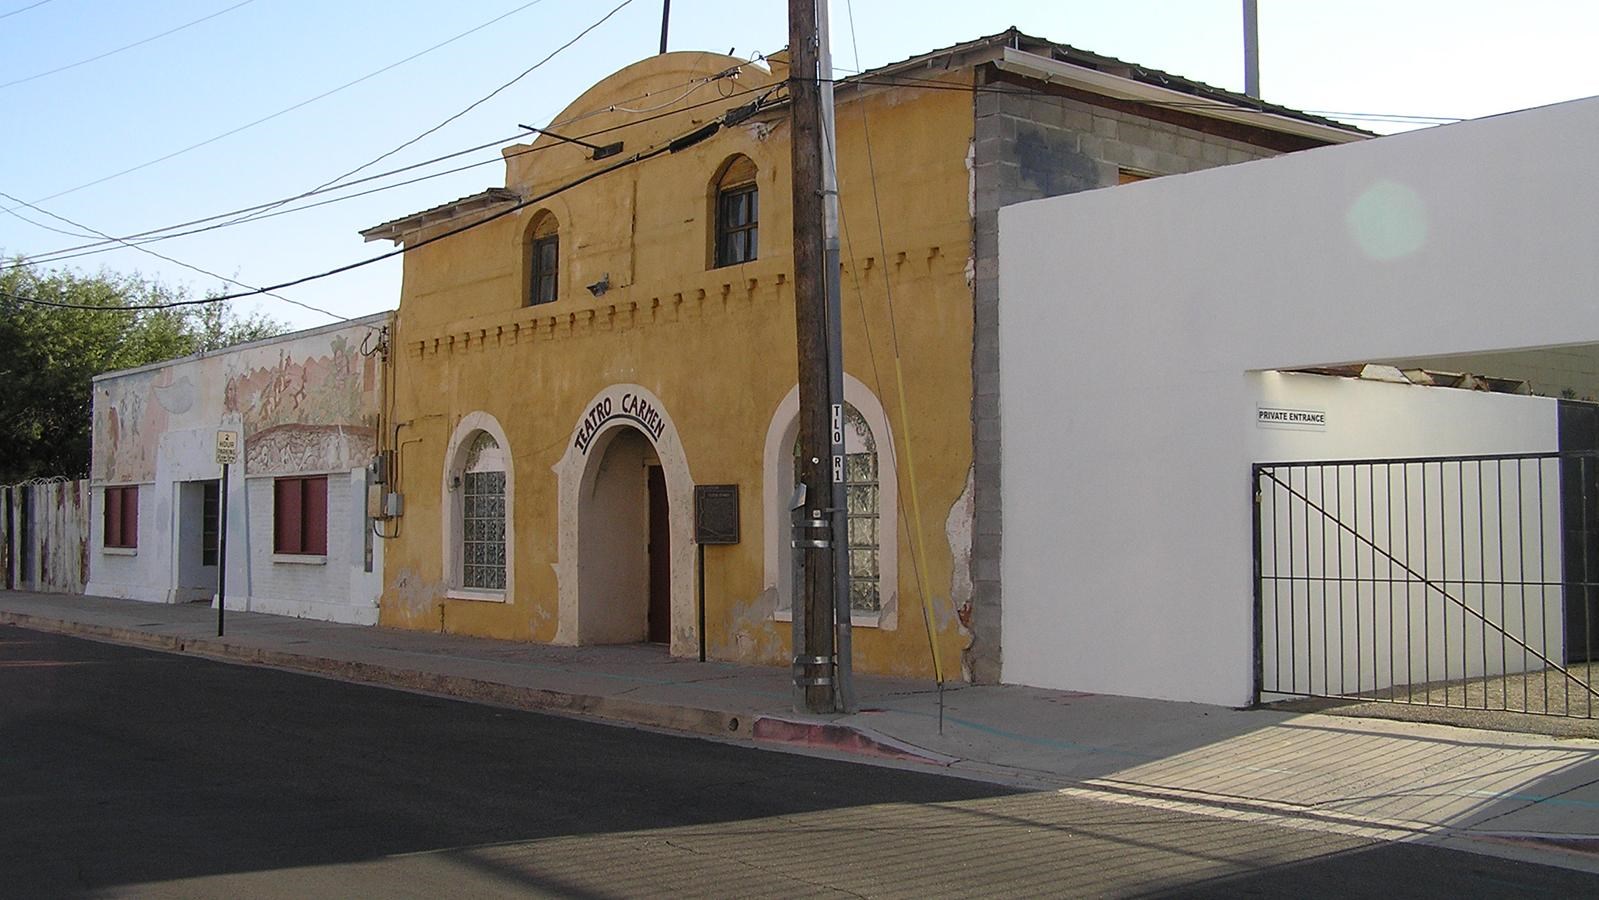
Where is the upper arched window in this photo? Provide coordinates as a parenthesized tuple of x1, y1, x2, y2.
(712, 155, 758, 268)
(526, 211, 559, 306)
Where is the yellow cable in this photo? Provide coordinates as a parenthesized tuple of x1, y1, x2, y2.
(893, 355, 945, 685)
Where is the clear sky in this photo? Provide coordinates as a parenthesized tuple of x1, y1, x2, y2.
(2, 0, 1596, 330)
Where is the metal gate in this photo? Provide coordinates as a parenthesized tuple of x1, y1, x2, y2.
(1253, 452, 1599, 718)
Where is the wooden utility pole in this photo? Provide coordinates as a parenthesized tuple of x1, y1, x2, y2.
(788, 0, 837, 713)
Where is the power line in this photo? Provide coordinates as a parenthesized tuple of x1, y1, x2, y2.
(3, 0, 555, 211)
(5, 76, 766, 270)
(0, 0, 256, 90)
(215, 0, 577, 230)
(1, 204, 97, 239)
(1301, 110, 1463, 125)
(260, 0, 638, 217)
(0, 0, 52, 21)
(0, 190, 347, 321)
(828, 72, 1464, 130)
(0, 286, 224, 312)
(1, 94, 778, 311)
(11, 63, 1418, 274)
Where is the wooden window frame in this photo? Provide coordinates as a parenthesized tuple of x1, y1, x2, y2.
(530, 232, 558, 306)
(201, 480, 220, 566)
(715, 182, 758, 267)
(273, 475, 328, 556)
(103, 485, 139, 549)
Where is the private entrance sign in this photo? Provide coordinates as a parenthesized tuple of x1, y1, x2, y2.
(1256, 406, 1327, 431)
(215, 430, 239, 465)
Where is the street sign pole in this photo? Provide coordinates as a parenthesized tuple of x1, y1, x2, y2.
(216, 461, 228, 637)
(214, 429, 237, 638)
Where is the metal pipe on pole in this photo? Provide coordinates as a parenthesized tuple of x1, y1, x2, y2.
(1243, 0, 1261, 99)
(216, 463, 229, 637)
(787, 0, 839, 714)
(816, 0, 854, 713)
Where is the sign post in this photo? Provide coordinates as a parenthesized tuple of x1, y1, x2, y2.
(214, 430, 237, 637)
(693, 485, 740, 663)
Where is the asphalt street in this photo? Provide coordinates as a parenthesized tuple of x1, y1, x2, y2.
(2, 624, 1596, 898)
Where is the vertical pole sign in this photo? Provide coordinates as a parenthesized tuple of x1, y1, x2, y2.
(693, 484, 740, 663)
(214, 429, 237, 637)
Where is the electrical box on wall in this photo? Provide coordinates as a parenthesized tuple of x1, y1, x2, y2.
(368, 450, 393, 485)
(366, 484, 385, 519)
(382, 492, 404, 519)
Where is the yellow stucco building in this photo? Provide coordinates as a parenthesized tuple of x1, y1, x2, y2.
(361, 31, 1362, 681)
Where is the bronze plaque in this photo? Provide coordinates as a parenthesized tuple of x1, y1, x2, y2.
(694, 484, 740, 545)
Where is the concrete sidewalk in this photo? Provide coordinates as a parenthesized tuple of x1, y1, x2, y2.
(4, 589, 1598, 873)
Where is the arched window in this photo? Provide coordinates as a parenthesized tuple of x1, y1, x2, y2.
(796, 405, 880, 612)
(458, 432, 506, 590)
(762, 380, 897, 627)
(444, 414, 513, 600)
(712, 155, 758, 267)
(526, 211, 559, 305)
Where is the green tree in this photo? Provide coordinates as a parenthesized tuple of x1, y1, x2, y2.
(0, 260, 288, 481)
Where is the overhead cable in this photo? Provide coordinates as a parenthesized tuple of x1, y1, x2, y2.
(0, 0, 257, 90)
(0, 190, 348, 321)
(2, 94, 780, 311)
(245, 0, 638, 228)
(5, 78, 769, 270)
(0, 0, 52, 21)
(3, 0, 554, 210)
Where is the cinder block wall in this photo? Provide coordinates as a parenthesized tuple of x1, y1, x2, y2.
(967, 80, 1279, 682)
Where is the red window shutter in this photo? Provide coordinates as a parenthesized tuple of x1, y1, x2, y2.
(303, 476, 328, 555)
(105, 487, 122, 547)
(123, 486, 138, 549)
(275, 478, 302, 554)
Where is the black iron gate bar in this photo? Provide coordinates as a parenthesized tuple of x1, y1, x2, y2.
(1252, 450, 1599, 718)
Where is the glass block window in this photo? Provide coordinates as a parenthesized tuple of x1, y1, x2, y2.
(841, 405, 879, 614)
(459, 431, 507, 591)
(792, 403, 879, 615)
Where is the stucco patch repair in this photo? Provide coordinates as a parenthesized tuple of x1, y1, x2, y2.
(965, 139, 976, 291)
(724, 587, 786, 664)
(947, 467, 976, 681)
(389, 567, 447, 621)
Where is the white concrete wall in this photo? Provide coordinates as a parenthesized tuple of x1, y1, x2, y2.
(999, 96, 1599, 706)
(1252, 372, 1563, 697)
(86, 481, 167, 604)
(86, 314, 387, 625)
(239, 469, 379, 626)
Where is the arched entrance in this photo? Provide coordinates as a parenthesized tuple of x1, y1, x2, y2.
(575, 427, 668, 643)
(554, 385, 695, 655)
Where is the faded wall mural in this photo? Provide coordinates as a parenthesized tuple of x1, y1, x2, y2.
(93, 319, 384, 483)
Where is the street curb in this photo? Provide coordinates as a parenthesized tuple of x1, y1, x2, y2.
(0, 610, 756, 741)
(1463, 832, 1599, 859)
(752, 715, 959, 766)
